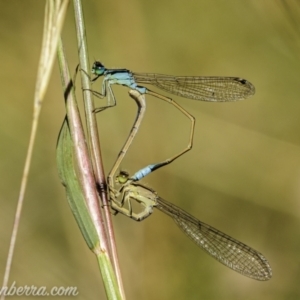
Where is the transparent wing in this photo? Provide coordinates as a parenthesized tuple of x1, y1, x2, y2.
(133, 73, 255, 102)
(156, 196, 272, 281)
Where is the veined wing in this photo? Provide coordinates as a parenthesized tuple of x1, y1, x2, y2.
(155, 196, 272, 281)
(133, 73, 255, 102)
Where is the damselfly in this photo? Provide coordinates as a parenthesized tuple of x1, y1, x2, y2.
(91, 61, 255, 106)
(110, 170, 272, 281)
(91, 62, 255, 181)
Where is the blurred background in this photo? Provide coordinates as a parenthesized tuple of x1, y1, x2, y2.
(1, 1, 300, 299)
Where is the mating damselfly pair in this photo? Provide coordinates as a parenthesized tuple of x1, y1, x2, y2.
(89, 61, 272, 281)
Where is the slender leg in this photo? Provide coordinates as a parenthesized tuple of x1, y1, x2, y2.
(82, 71, 118, 113)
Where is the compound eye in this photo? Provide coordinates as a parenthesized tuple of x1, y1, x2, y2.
(116, 170, 130, 184)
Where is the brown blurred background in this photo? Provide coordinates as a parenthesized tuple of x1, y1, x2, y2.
(1, 1, 300, 299)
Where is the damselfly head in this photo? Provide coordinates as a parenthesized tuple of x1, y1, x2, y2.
(116, 170, 130, 185)
(91, 61, 106, 76)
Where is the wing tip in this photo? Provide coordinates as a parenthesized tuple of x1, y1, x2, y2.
(235, 77, 256, 97)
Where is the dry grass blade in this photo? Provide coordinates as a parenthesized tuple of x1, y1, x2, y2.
(1, 1, 69, 298)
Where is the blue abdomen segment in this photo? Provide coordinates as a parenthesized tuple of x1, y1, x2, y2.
(131, 164, 157, 181)
(130, 161, 167, 181)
